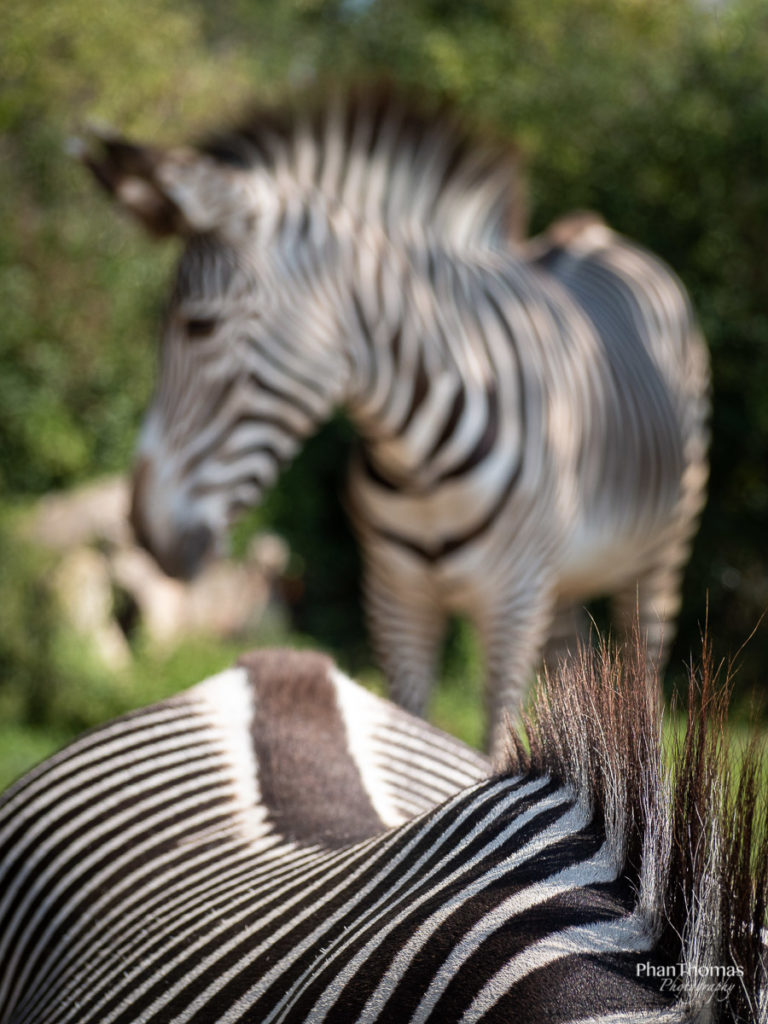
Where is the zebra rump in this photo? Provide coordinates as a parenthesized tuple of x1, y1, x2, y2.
(0, 643, 765, 1023)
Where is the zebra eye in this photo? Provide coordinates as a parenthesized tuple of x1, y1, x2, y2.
(186, 316, 218, 340)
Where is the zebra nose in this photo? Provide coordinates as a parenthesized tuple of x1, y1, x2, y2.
(130, 457, 214, 580)
(129, 456, 155, 555)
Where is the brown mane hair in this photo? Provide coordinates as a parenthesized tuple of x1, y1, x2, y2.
(197, 81, 527, 244)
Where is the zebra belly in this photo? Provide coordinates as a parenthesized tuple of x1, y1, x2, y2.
(352, 466, 667, 596)
(555, 534, 657, 601)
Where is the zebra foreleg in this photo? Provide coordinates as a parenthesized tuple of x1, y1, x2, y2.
(540, 599, 589, 678)
(474, 585, 557, 759)
(610, 555, 688, 682)
(362, 557, 447, 718)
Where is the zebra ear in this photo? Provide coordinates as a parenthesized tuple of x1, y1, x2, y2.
(77, 131, 246, 238)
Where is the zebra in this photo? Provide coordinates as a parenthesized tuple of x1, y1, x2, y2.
(81, 87, 710, 751)
(0, 643, 765, 1023)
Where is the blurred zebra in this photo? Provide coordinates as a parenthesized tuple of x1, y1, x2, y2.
(81, 88, 709, 750)
(1, 645, 764, 1023)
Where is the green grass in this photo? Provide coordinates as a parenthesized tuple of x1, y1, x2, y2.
(0, 724, 75, 790)
(2, 616, 766, 797)
(0, 629, 303, 792)
(0, 617, 487, 792)
(0, 649, 227, 792)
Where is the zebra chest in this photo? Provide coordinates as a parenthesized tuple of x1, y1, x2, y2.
(346, 393, 528, 555)
(347, 451, 521, 565)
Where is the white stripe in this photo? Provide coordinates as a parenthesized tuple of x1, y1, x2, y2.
(0, 746, 226, 968)
(409, 841, 618, 1023)
(0, 702, 206, 833)
(373, 763, 474, 807)
(193, 667, 269, 839)
(373, 744, 487, 792)
(330, 668, 409, 827)
(1, 771, 237, 1013)
(21, 839, 297, 1023)
(45, 840, 350, 1024)
(347, 793, 590, 1024)
(568, 1013, 687, 1024)
(92, 826, 403, 1023)
(460, 911, 655, 1022)
(377, 720, 489, 778)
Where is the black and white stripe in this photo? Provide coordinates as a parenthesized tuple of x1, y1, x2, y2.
(83, 89, 709, 752)
(2, 646, 765, 1023)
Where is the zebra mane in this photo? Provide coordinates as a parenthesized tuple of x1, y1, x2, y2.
(504, 638, 768, 1022)
(197, 83, 525, 247)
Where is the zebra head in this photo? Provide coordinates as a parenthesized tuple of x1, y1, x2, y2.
(83, 134, 352, 578)
(82, 92, 523, 581)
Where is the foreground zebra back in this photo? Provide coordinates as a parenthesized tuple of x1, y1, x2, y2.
(1, 647, 765, 1023)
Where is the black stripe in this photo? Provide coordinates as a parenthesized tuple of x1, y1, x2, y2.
(372, 458, 521, 563)
(26, 838, 262, 1020)
(396, 349, 429, 434)
(424, 386, 465, 462)
(493, 951, 675, 1022)
(14, 798, 234, 1015)
(0, 702, 198, 810)
(104, 813, 432, 1022)
(437, 385, 499, 481)
(360, 446, 400, 491)
(241, 650, 385, 847)
(0, 724, 211, 867)
(4, 767, 228, 955)
(177, 781, 549, 1022)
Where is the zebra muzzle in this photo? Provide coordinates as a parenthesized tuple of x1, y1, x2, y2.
(130, 458, 215, 580)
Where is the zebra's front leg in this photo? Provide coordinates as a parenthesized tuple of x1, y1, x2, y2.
(540, 598, 589, 678)
(610, 548, 690, 682)
(362, 551, 446, 718)
(474, 583, 557, 759)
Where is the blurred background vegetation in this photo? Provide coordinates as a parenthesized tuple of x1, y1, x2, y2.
(1, 0, 767, 788)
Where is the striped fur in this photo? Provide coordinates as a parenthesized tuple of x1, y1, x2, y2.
(82, 87, 709, 751)
(1, 645, 764, 1023)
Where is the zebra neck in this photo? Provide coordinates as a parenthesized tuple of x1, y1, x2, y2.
(341, 234, 500, 490)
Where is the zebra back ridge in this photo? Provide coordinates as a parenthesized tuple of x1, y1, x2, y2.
(1, 643, 765, 1023)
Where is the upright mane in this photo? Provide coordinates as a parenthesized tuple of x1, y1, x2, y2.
(198, 84, 525, 247)
(505, 639, 768, 1023)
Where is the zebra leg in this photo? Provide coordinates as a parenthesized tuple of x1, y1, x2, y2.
(611, 445, 708, 680)
(540, 599, 589, 678)
(475, 585, 557, 759)
(610, 554, 688, 681)
(362, 553, 446, 718)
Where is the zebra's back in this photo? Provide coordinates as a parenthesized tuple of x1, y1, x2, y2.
(2, 646, 763, 1023)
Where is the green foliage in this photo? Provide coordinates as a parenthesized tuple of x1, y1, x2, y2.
(0, 514, 62, 726)
(0, 516, 310, 788)
(254, 417, 368, 662)
(431, 618, 486, 749)
(2, 0, 768, 787)
(0, 0, 258, 497)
